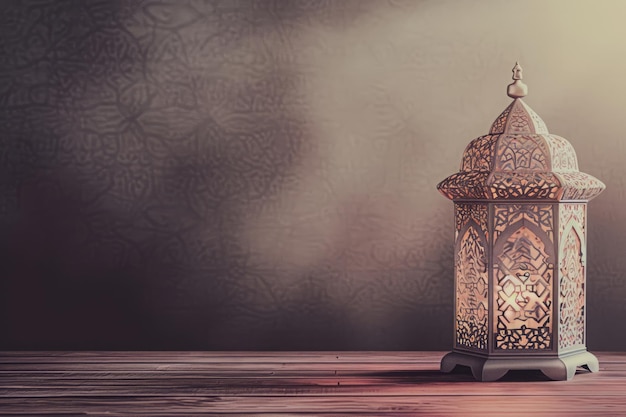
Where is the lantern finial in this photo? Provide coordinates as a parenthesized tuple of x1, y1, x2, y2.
(507, 62, 528, 99)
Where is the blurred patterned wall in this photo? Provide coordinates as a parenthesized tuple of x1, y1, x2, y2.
(1, 0, 624, 350)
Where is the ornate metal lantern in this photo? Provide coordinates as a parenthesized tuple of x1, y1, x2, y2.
(437, 63, 605, 381)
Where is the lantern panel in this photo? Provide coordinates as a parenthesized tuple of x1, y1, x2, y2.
(544, 134, 578, 171)
(460, 134, 498, 172)
(559, 203, 586, 350)
(493, 204, 554, 238)
(489, 103, 512, 133)
(493, 204, 555, 351)
(489, 99, 548, 135)
(455, 203, 489, 351)
(495, 134, 550, 171)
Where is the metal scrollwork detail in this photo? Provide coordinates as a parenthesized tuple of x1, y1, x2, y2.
(559, 204, 586, 349)
(493, 205, 554, 350)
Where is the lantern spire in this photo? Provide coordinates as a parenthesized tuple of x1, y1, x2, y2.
(507, 61, 528, 99)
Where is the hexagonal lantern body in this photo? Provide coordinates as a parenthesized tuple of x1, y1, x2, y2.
(437, 66, 605, 381)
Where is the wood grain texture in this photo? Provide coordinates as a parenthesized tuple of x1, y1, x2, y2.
(1, 351, 625, 416)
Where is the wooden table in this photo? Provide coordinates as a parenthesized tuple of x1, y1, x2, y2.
(1, 351, 625, 416)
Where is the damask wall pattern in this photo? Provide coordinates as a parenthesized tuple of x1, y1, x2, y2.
(0, 0, 624, 350)
(0, 0, 454, 350)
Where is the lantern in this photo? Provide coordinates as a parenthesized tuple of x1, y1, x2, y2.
(437, 63, 605, 381)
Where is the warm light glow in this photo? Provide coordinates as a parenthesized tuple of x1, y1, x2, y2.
(439, 57, 603, 380)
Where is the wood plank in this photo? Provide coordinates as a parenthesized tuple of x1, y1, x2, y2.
(3, 372, 626, 397)
(2, 352, 624, 370)
(0, 351, 445, 363)
(0, 352, 625, 416)
(0, 394, 624, 416)
(1, 350, 623, 362)
(4, 378, 626, 397)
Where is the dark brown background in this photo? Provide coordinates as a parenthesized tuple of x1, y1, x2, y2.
(0, 0, 624, 350)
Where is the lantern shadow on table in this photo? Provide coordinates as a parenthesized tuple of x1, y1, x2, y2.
(366, 365, 594, 383)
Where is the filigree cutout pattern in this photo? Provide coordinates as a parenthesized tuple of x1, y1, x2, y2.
(493, 208, 554, 350)
(527, 105, 549, 134)
(489, 100, 549, 135)
(437, 171, 490, 200)
(455, 224, 488, 350)
(455, 203, 488, 236)
(438, 96, 604, 202)
(461, 135, 498, 172)
(493, 204, 554, 241)
(489, 103, 513, 134)
(507, 104, 536, 133)
(495, 135, 550, 171)
(559, 204, 586, 349)
(488, 172, 561, 199)
(557, 172, 607, 201)
(545, 135, 578, 172)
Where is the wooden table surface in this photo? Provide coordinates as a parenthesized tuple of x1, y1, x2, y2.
(1, 351, 625, 416)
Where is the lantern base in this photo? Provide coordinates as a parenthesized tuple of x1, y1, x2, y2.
(440, 350, 599, 381)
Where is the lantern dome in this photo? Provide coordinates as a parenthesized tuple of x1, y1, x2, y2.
(437, 63, 605, 201)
